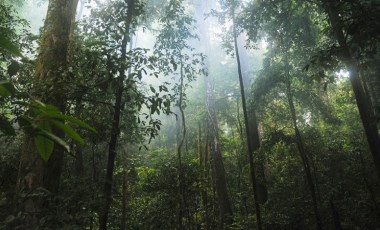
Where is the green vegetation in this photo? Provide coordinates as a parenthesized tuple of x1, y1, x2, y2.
(1, 0, 379, 229)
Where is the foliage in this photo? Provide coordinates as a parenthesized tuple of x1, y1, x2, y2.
(1, 0, 380, 229)
(0, 3, 96, 162)
(154, 0, 207, 108)
(128, 152, 202, 229)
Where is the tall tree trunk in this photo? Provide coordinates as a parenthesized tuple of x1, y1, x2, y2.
(203, 122, 211, 230)
(198, 122, 202, 166)
(205, 74, 234, 228)
(284, 50, 323, 230)
(176, 60, 187, 229)
(322, 0, 380, 179)
(237, 35, 268, 204)
(232, 8, 262, 230)
(120, 146, 129, 230)
(99, 1, 135, 229)
(364, 71, 380, 128)
(90, 142, 98, 230)
(195, 1, 233, 227)
(197, 1, 233, 229)
(100, 80, 124, 230)
(16, 0, 78, 228)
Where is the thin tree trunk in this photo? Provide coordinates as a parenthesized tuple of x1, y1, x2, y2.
(208, 136, 218, 228)
(323, 0, 380, 179)
(16, 0, 78, 228)
(236, 98, 243, 138)
(237, 36, 268, 204)
(99, 1, 134, 229)
(232, 9, 262, 230)
(198, 122, 202, 166)
(100, 83, 123, 230)
(284, 50, 323, 230)
(90, 142, 97, 230)
(176, 60, 187, 230)
(120, 146, 129, 230)
(203, 124, 211, 230)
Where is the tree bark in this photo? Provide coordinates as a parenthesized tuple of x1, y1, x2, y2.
(99, 1, 135, 229)
(284, 50, 323, 230)
(205, 74, 234, 228)
(195, 1, 234, 227)
(16, 0, 78, 228)
(237, 35, 268, 204)
(203, 122, 211, 230)
(322, 0, 380, 179)
(176, 61, 187, 229)
(232, 8, 263, 230)
(120, 146, 129, 230)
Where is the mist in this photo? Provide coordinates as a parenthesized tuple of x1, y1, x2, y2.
(1, 0, 379, 229)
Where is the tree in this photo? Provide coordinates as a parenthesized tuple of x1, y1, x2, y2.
(320, 0, 380, 179)
(195, 1, 234, 227)
(260, 2, 322, 228)
(154, 0, 206, 227)
(98, 0, 136, 228)
(213, 0, 264, 228)
(1, 0, 380, 229)
(16, 0, 79, 228)
(240, 0, 380, 228)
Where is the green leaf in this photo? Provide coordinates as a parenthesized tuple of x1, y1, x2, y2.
(32, 103, 96, 133)
(150, 85, 156, 93)
(0, 81, 16, 97)
(34, 120, 54, 161)
(36, 119, 51, 132)
(51, 120, 85, 145)
(34, 134, 54, 162)
(35, 128, 71, 161)
(30, 100, 59, 113)
(39, 129, 70, 152)
(0, 36, 22, 57)
(48, 114, 97, 133)
(43, 104, 60, 112)
(0, 115, 16, 136)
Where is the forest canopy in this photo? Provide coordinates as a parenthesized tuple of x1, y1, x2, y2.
(0, 0, 379, 229)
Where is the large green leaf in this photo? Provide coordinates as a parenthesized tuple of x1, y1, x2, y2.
(34, 134, 54, 162)
(51, 120, 85, 145)
(0, 115, 15, 136)
(35, 129, 71, 161)
(30, 100, 96, 132)
(0, 81, 15, 97)
(39, 129, 70, 152)
(43, 103, 60, 112)
(30, 101, 96, 133)
(34, 121, 54, 161)
(43, 112, 97, 133)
